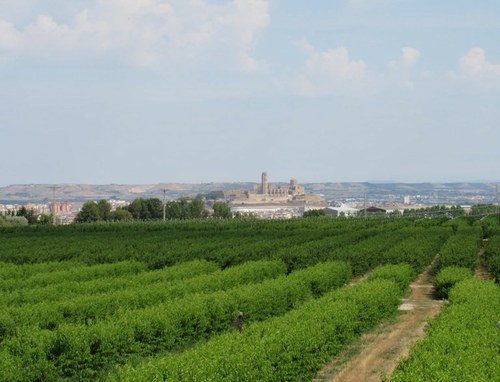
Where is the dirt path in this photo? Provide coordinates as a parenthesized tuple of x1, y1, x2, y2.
(314, 263, 443, 382)
(474, 239, 491, 280)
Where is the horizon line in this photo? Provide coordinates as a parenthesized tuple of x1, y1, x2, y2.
(1, 180, 500, 188)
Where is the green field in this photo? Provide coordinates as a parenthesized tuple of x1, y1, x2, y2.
(0, 217, 498, 381)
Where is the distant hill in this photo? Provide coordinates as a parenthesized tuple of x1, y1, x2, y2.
(0, 182, 497, 205)
(0, 183, 254, 204)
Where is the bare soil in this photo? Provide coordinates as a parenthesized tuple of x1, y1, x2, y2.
(474, 239, 491, 280)
(314, 263, 443, 382)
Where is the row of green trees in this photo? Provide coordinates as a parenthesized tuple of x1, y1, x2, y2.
(402, 205, 464, 218)
(0, 207, 53, 226)
(0, 261, 351, 381)
(117, 267, 407, 382)
(0, 215, 28, 226)
(75, 199, 233, 223)
(470, 203, 499, 217)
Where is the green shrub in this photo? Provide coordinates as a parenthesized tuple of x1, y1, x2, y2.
(114, 278, 403, 382)
(484, 235, 500, 283)
(369, 264, 416, 293)
(434, 266, 472, 299)
(0, 261, 350, 380)
(436, 229, 482, 271)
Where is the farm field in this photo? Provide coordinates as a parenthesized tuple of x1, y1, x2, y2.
(0, 216, 498, 381)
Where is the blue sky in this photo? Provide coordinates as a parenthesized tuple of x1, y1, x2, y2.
(1, 0, 499, 185)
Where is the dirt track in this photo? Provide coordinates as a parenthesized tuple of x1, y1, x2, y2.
(314, 263, 443, 382)
(474, 240, 491, 280)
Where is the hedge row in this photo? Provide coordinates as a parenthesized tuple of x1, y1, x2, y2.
(436, 227, 482, 271)
(0, 261, 352, 381)
(276, 225, 438, 276)
(0, 219, 382, 266)
(369, 263, 416, 292)
(114, 269, 407, 382)
(1, 260, 220, 307)
(1, 260, 286, 335)
(484, 234, 500, 283)
(273, 228, 379, 272)
(390, 279, 500, 381)
(0, 260, 87, 281)
(0, 261, 148, 293)
(433, 266, 473, 299)
(382, 227, 449, 273)
(328, 230, 409, 276)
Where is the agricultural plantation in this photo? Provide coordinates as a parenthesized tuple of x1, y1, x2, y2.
(0, 216, 498, 381)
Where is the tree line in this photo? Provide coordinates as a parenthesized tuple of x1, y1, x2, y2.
(0, 207, 53, 226)
(75, 198, 233, 223)
(402, 205, 465, 218)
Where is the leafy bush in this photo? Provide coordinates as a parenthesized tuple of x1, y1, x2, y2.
(0, 261, 148, 292)
(0, 216, 28, 227)
(382, 228, 449, 273)
(369, 264, 415, 293)
(436, 228, 482, 271)
(2, 260, 284, 334)
(114, 278, 403, 382)
(484, 235, 500, 283)
(433, 266, 473, 299)
(0, 261, 351, 380)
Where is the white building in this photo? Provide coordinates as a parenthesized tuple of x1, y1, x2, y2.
(325, 204, 359, 217)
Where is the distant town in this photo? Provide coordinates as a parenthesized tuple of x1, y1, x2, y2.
(0, 174, 498, 223)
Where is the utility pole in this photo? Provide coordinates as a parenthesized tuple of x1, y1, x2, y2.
(163, 189, 167, 222)
(50, 185, 59, 225)
(364, 192, 367, 220)
(496, 184, 499, 222)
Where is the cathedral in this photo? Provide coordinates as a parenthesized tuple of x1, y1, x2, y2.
(254, 172, 305, 199)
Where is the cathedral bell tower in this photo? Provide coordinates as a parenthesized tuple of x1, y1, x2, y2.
(261, 172, 269, 195)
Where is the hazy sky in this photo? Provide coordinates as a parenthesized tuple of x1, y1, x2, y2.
(1, 0, 499, 185)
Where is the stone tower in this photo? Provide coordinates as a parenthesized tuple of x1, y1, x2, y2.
(261, 172, 269, 195)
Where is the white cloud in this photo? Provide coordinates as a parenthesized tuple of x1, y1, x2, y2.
(401, 47, 420, 65)
(287, 39, 368, 96)
(459, 47, 500, 78)
(282, 43, 431, 97)
(388, 47, 420, 89)
(305, 46, 366, 80)
(0, 20, 20, 50)
(0, 0, 270, 71)
(449, 47, 500, 91)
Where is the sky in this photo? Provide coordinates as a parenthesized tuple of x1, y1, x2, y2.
(1, 0, 499, 185)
